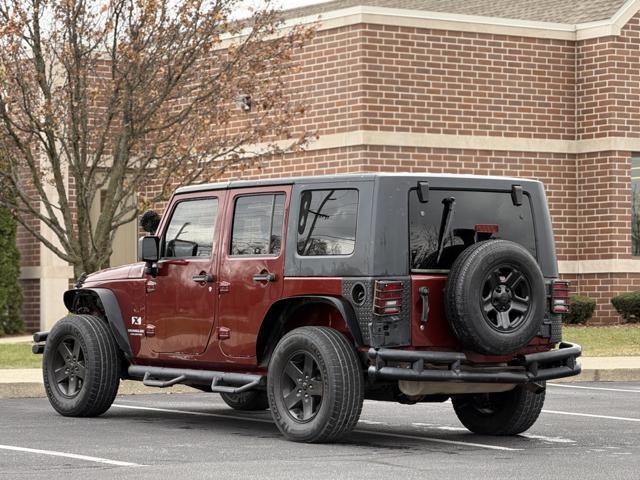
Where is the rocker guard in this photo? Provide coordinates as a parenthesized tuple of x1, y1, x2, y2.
(368, 342, 582, 384)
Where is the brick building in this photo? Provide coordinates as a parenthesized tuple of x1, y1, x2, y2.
(17, 0, 640, 330)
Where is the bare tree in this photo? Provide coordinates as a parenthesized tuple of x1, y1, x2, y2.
(0, 0, 313, 276)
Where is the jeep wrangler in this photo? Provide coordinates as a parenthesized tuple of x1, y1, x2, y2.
(34, 173, 581, 443)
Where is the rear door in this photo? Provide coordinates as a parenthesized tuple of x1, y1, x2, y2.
(216, 186, 291, 360)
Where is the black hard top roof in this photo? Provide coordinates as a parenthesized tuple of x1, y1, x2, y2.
(174, 173, 542, 194)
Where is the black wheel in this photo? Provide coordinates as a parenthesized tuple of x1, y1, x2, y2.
(267, 327, 364, 443)
(43, 315, 120, 417)
(445, 240, 546, 355)
(220, 391, 269, 411)
(452, 383, 546, 435)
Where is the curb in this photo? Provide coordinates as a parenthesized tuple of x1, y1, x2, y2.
(551, 368, 640, 383)
(0, 380, 200, 400)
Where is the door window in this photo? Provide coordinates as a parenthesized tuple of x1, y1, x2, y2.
(231, 194, 286, 256)
(163, 198, 219, 258)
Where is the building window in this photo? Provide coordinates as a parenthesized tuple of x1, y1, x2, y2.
(633, 155, 640, 256)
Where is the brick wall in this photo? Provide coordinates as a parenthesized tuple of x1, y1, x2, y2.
(358, 25, 576, 139)
(576, 151, 632, 260)
(577, 12, 640, 140)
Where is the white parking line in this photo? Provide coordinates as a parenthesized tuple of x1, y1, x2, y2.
(519, 434, 576, 444)
(356, 430, 521, 451)
(542, 410, 640, 423)
(549, 384, 640, 394)
(112, 403, 521, 452)
(0, 444, 141, 467)
(111, 403, 273, 423)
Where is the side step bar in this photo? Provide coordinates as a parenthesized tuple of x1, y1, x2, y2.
(128, 365, 266, 394)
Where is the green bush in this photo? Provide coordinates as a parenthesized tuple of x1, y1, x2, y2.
(611, 292, 640, 324)
(563, 295, 596, 325)
(0, 207, 23, 336)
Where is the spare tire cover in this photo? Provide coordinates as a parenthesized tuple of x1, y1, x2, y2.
(444, 240, 546, 355)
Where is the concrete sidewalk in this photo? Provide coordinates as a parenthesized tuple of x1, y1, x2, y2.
(0, 368, 199, 399)
(1, 357, 639, 399)
(0, 335, 32, 344)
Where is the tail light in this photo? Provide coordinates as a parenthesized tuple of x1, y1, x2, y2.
(550, 280, 570, 314)
(374, 280, 403, 315)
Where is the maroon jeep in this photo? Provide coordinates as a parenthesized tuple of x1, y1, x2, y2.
(34, 173, 581, 443)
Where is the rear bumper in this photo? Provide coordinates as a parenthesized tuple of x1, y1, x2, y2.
(368, 342, 582, 384)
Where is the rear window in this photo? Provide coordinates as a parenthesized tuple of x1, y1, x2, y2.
(409, 189, 536, 271)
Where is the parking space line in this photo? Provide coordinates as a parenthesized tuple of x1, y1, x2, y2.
(112, 403, 521, 452)
(0, 444, 141, 467)
(112, 403, 274, 423)
(354, 430, 522, 451)
(549, 384, 640, 394)
(542, 410, 640, 423)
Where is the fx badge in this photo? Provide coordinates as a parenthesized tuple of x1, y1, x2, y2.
(131, 316, 143, 325)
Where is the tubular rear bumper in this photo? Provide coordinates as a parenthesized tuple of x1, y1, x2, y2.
(368, 342, 582, 384)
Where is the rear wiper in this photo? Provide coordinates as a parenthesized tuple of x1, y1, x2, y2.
(436, 197, 456, 264)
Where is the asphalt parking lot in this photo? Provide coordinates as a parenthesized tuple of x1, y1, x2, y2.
(0, 382, 638, 480)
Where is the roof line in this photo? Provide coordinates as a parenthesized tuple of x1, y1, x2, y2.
(272, 0, 640, 41)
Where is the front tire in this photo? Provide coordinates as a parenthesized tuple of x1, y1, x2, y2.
(43, 315, 120, 417)
(220, 391, 269, 411)
(267, 327, 364, 443)
(452, 383, 546, 435)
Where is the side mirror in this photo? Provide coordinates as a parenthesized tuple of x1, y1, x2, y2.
(139, 236, 160, 276)
(140, 211, 161, 234)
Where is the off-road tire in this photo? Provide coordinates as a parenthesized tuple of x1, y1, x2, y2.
(445, 240, 546, 355)
(220, 391, 269, 411)
(452, 383, 546, 435)
(43, 314, 120, 417)
(267, 327, 364, 443)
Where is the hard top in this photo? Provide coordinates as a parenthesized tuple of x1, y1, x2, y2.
(175, 172, 543, 194)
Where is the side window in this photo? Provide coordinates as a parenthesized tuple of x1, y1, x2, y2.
(163, 198, 218, 259)
(231, 194, 286, 256)
(297, 189, 358, 256)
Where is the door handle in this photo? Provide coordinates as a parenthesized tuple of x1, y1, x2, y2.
(192, 273, 214, 283)
(253, 272, 276, 282)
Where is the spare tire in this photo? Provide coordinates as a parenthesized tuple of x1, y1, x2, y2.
(445, 240, 545, 355)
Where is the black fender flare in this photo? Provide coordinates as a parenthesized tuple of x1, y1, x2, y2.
(263, 295, 364, 347)
(63, 288, 132, 359)
(297, 295, 364, 347)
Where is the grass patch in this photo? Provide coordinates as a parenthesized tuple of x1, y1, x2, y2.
(563, 324, 640, 357)
(0, 343, 42, 369)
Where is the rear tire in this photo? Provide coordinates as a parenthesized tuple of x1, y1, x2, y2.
(267, 327, 364, 443)
(220, 391, 269, 411)
(451, 383, 545, 435)
(43, 315, 120, 417)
